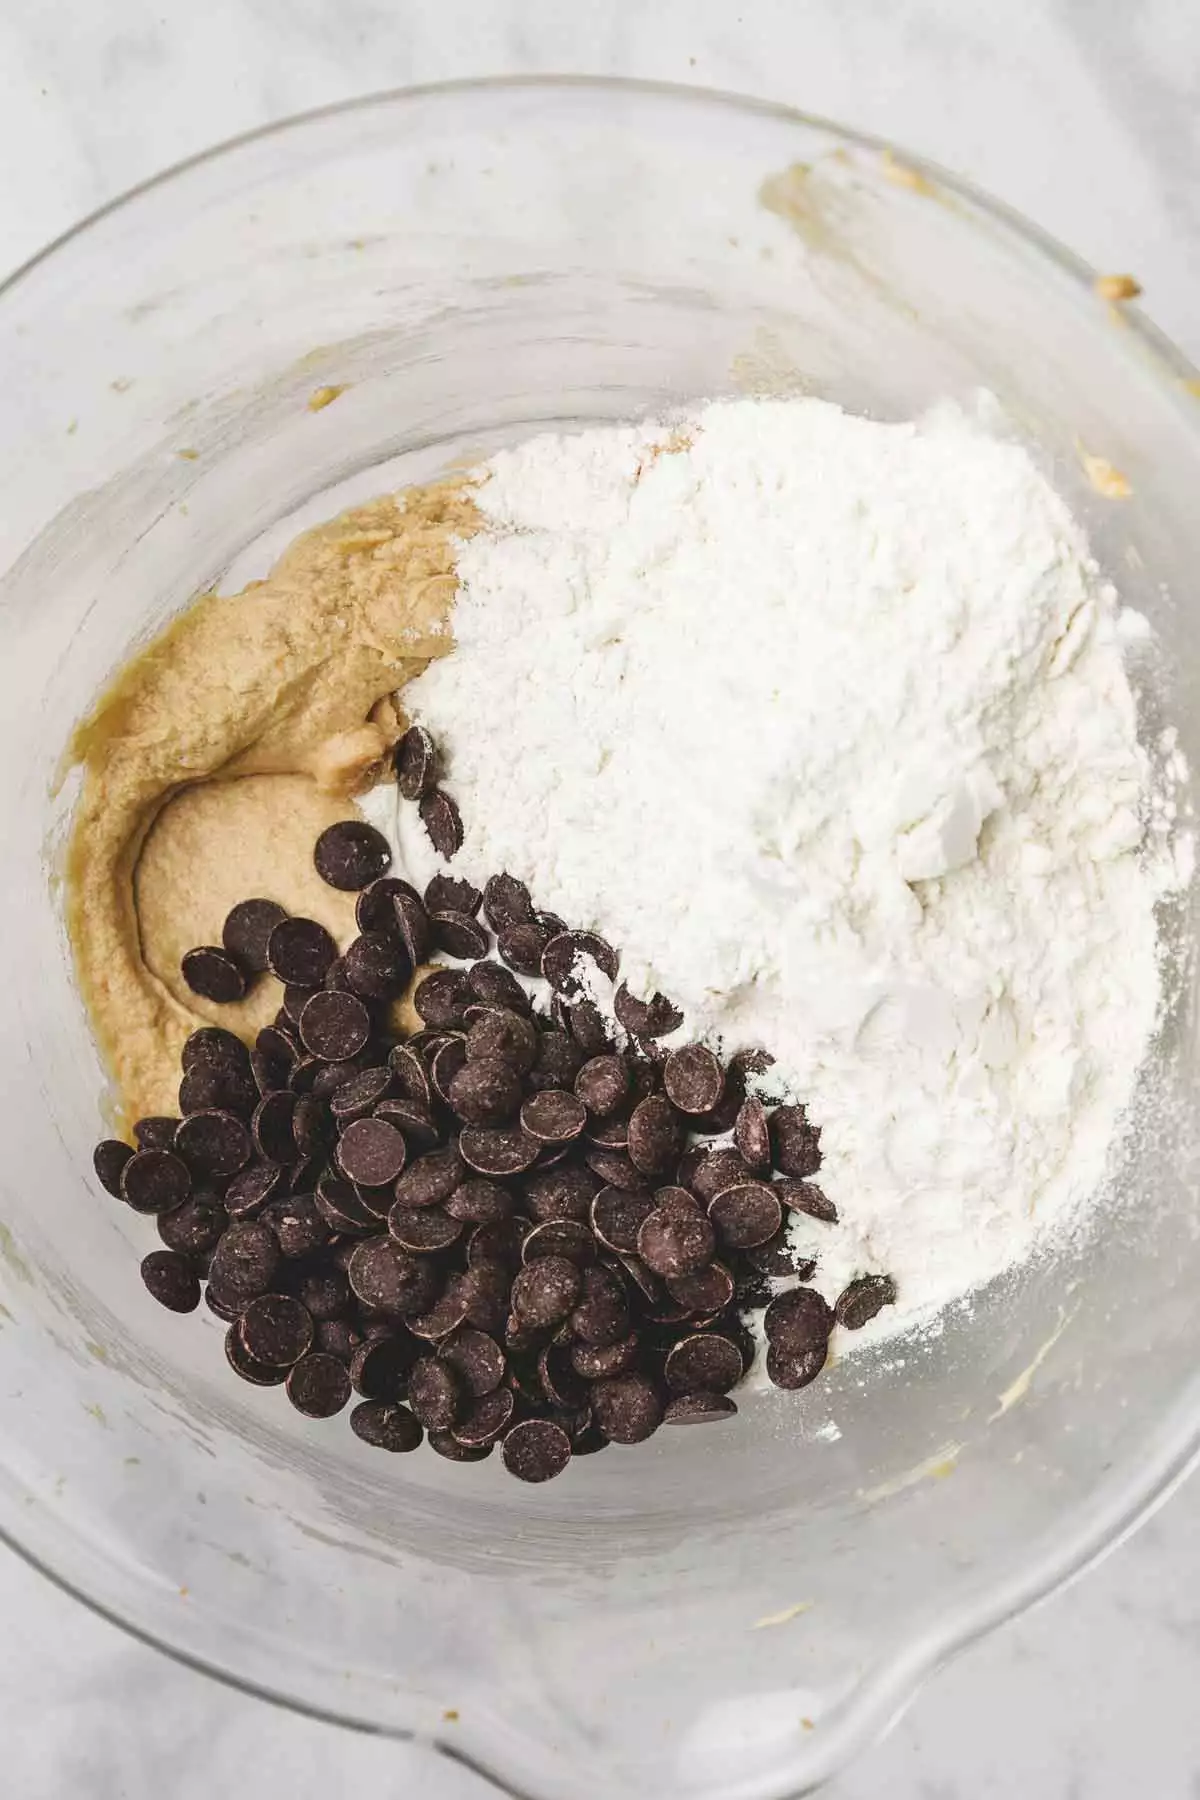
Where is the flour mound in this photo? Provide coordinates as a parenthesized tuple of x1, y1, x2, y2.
(386, 397, 1176, 1345)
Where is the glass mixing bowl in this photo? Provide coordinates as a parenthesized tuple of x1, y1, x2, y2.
(1, 78, 1198, 1800)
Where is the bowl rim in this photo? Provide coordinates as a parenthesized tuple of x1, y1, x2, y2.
(2, 72, 1199, 1800)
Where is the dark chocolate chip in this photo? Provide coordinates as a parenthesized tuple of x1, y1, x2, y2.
(424, 873, 481, 918)
(496, 919, 552, 978)
(347, 1238, 426, 1313)
(527, 1029, 584, 1092)
(834, 1273, 897, 1330)
(93, 1138, 133, 1197)
(574, 1054, 629, 1117)
(313, 1175, 378, 1236)
(355, 876, 419, 939)
(249, 1090, 297, 1165)
(289, 1265, 350, 1320)
(280, 984, 318, 1026)
(413, 967, 472, 1030)
(133, 1116, 179, 1151)
(687, 1146, 754, 1204)
(419, 788, 464, 858)
(458, 1125, 540, 1178)
(350, 1334, 413, 1401)
(222, 898, 288, 973)
(522, 1219, 594, 1266)
(440, 1328, 505, 1396)
(744, 1227, 804, 1279)
(451, 1387, 514, 1448)
(583, 1146, 650, 1193)
(292, 1093, 333, 1159)
(560, 995, 611, 1055)
(540, 930, 619, 993)
(570, 1265, 631, 1347)
(734, 1095, 772, 1171)
(590, 1187, 653, 1254)
(182, 1026, 250, 1074)
(447, 1054, 521, 1125)
(664, 1392, 738, 1425)
(224, 1324, 288, 1386)
(591, 1373, 663, 1445)
(157, 1194, 228, 1256)
(775, 1179, 838, 1223)
(770, 1105, 823, 1178)
(175, 1109, 252, 1179)
(524, 1163, 600, 1223)
(708, 1182, 783, 1250)
(210, 1220, 280, 1299)
(665, 1260, 735, 1315)
(393, 1144, 465, 1210)
(338, 1117, 408, 1187)
(662, 1045, 724, 1115)
(393, 890, 432, 966)
(178, 1060, 257, 1119)
(387, 1042, 433, 1107)
(510, 1255, 583, 1328)
(238, 1292, 313, 1366)
(407, 1276, 473, 1342)
(313, 820, 392, 891)
(121, 1148, 192, 1214)
(286, 1353, 352, 1417)
(374, 1097, 439, 1149)
(430, 909, 489, 960)
(664, 1332, 743, 1396)
(298, 990, 372, 1061)
(343, 931, 408, 1001)
(316, 1318, 359, 1362)
(445, 1180, 513, 1225)
(482, 873, 534, 932)
(329, 1065, 393, 1123)
(267, 917, 338, 987)
(466, 1007, 538, 1073)
(627, 1095, 684, 1176)
(181, 945, 248, 1004)
(140, 1250, 201, 1313)
(538, 1343, 590, 1411)
(637, 1206, 716, 1279)
(407, 1356, 463, 1430)
(763, 1286, 834, 1353)
(387, 1205, 462, 1253)
(766, 1341, 828, 1390)
(501, 1417, 571, 1483)
(466, 960, 531, 1014)
(394, 724, 437, 800)
(224, 1162, 283, 1219)
(614, 983, 683, 1039)
(350, 1400, 423, 1451)
(519, 1089, 586, 1144)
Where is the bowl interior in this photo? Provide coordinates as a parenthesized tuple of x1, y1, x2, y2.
(1, 81, 1199, 1800)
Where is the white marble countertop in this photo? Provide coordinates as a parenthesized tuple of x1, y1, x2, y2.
(2, 3, 1198, 1796)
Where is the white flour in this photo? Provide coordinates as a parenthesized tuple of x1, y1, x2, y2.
(373, 396, 1180, 1350)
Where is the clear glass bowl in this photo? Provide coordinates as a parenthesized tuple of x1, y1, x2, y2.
(1, 78, 1199, 1800)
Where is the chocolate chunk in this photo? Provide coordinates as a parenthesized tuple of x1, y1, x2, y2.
(93, 1138, 133, 1197)
(286, 1353, 352, 1418)
(458, 1125, 540, 1177)
(521, 1219, 594, 1266)
(570, 1333, 640, 1380)
(238, 1293, 313, 1366)
(157, 1194, 228, 1256)
(430, 910, 489, 960)
(501, 1418, 572, 1483)
(663, 1393, 738, 1425)
(770, 1105, 823, 1178)
(540, 930, 619, 993)
(413, 967, 472, 1030)
(313, 820, 392, 891)
(394, 724, 437, 800)
(298, 990, 371, 1061)
(350, 1400, 424, 1451)
(210, 1220, 280, 1300)
(590, 1188, 653, 1254)
(734, 1095, 772, 1170)
(267, 916, 338, 987)
(664, 1333, 743, 1396)
(222, 898, 288, 973)
(482, 873, 534, 932)
(765, 1341, 828, 1390)
(447, 1055, 522, 1125)
(774, 1179, 838, 1223)
(570, 1264, 631, 1346)
(387, 1204, 462, 1253)
(574, 1054, 629, 1117)
(452, 1387, 514, 1448)
(662, 1045, 724, 1115)
(393, 1144, 465, 1210)
(419, 788, 464, 858)
(613, 983, 683, 1039)
(347, 1238, 426, 1313)
(519, 1089, 586, 1145)
(665, 1260, 734, 1315)
(140, 1250, 201, 1313)
(763, 1286, 834, 1353)
(510, 1255, 583, 1328)
(591, 1373, 663, 1445)
(335, 1119, 405, 1190)
(637, 1206, 716, 1278)
(133, 1116, 179, 1151)
(708, 1182, 783, 1250)
(496, 919, 553, 977)
(627, 1095, 684, 1176)
(120, 1148, 192, 1214)
(834, 1273, 897, 1330)
(181, 945, 247, 1004)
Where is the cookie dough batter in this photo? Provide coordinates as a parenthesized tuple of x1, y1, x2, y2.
(67, 480, 477, 1123)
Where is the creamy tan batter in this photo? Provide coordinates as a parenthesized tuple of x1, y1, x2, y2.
(67, 480, 477, 1123)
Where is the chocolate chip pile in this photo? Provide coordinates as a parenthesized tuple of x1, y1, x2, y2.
(93, 729, 894, 1482)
